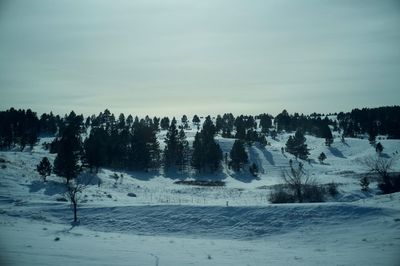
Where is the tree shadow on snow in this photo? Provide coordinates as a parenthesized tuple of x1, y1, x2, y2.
(328, 147, 346, 158)
(163, 168, 190, 180)
(192, 171, 227, 181)
(27, 180, 67, 196)
(259, 147, 275, 166)
(231, 171, 260, 183)
(379, 153, 391, 159)
(121, 169, 160, 181)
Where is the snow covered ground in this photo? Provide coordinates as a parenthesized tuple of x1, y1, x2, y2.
(1, 132, 400, 265)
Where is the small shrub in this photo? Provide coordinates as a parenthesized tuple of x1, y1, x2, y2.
(56, 197, 68, 202)
(174, 180, 225, 187)
(269, 187, 295, 203)
(302, 184, 325, 202)
(360, 176, 370, 192)
(378, 174, 400, 194)
(327, 182, 339, 197)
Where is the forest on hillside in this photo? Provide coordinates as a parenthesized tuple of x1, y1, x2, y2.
(1, 106, 399, 176)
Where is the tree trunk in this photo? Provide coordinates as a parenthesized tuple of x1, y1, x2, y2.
(73, 202, 77, 222)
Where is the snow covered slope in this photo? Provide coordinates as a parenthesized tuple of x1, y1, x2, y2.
(1, 133, 400, 265)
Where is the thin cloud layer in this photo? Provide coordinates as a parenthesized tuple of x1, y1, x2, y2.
(0, 0, 399, 116)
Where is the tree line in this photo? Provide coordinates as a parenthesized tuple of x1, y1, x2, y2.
(2, 106, 400, 177)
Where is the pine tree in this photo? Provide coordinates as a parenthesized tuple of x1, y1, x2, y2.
(191, 116, 222, 172)
(163, 120, 179, 169)
(318, 152, 327, 164)
(229, 140, 248, 171)
(249, 163, 259, 177)
(360, 176, 370, 191)
(181, 115, 189, 129)
(285, 129, 309, 160)
(37, 157, 52, 182)
(191, 132, 204, 171)
(192, 115, 201, 128)
(53, 126, 82, 184)
(322, 124, 333, 147)
(375, 142, 383, 155)
(177, 128, 189, 171)
(160, 117, 170, 130)
(84, 127, 108, 172)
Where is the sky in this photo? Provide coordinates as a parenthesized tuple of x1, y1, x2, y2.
(0, 0, 399, 117)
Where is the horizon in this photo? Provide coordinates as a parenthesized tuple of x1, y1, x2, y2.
(1, 0, 400, 117)
(1, 104, 398, 119)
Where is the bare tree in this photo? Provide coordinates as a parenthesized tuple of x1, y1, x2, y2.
(362, 156, 398, 193)
(362, 156, 394, 181)
(282, 162, 313, 203)
(64, 174, 94, 223)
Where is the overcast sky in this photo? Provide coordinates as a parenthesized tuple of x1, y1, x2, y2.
(0, 0, 399, 117)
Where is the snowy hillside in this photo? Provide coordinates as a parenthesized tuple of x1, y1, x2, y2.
(1, 132, 400, 265)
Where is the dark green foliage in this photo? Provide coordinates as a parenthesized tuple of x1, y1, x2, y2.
(229, 140, 248, 171)
(327, 182, 339, 197)
(215, 115, 223, 132)
(249, 163, 259, 177)
(163, 120, 179, 169)
(36, 157, 52, 182)
(337, 106, 400, 138)
(0, 108, 40, 150)
(285, 130, 309, 160)
(163, 120, 189, 171)
(181, 115, 189, 129)
(258, 113, 273, 133)
(322, 124, 333, 146)
(375, 142, 383, 154)
(318, 152, 327, 164)
(84, 127, 108, 172)
(129, 119, 160, 171)
(191, 116, 223, 172)
(269, 186, 295, 203)
(177, 128, 190, 171)
(160, 117, 170, 130)
(378, 174, 400, 194)
(360, 176, 370, 191)
(53, 125, 82, 184)
(270, 130, 277, 140)
(192, 115, 201, 128)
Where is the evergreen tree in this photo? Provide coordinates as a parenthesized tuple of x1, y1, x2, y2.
(191, 116, 222, 172)
(215, 115, 223, 133)
(318, 152, 327, 164)
(285, 129, 309, 160)
(163, 120, 179, 169)
(181, 115, 189, 129)
(36, 157, 52, 182)
(234, 116, 246, 140)
(229, 140, 248, 171)
(191, 132, 204, 171)
(249, 163, 259, 177)
(160, 117, 170, 130)
(259, 113, 273, 133)
(322, 124, 333, 147)
(177, 127, 190, 171)
(84, 127, 108, 172)
(360, 176, 370, 191)
(53, 125, 82, 184)
(376, 142, 383, 155)
(192, 115, 201, 128)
